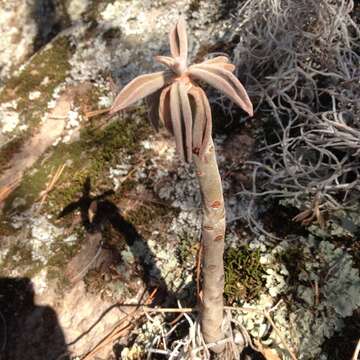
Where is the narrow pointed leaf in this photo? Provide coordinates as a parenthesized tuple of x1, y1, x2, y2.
(169, 25, 180, 58)
(196, 65, 253, 115)
(177, 16, 188, 63)
(200, 56, 235, 71)
(159, 85, 173, 134)
(109, 71, 170, 114)
(191, 61, 235, 72)
(189, 87, 206, 156)
(170, 83, 185, 160)
(169, 16, 188, 63)
(178, 82, 193, 162)
(199, 87, 212, 157)
(146, 89, 162, 131)
(155, 56, 176, 69)
(202, 56, 230, 64)
(189, 66, 253, 116)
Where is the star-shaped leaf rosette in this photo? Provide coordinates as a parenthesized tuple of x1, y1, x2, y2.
(109, 16, 253, 162)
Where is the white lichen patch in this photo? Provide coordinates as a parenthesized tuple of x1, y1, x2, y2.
(29, 215, 62, 264)
(0, 244, 9, 267)
(98, 95, 113, 108)
(0, 100, 20, 133)
(100, 1, 158, 36)
(157, 162, 200, 211)
(47, 99, 57, 109)
(0, 0, 37, 82)
(63, 233, 77, 243)
(120, 300, 198, 359)
(69, 34, 113, 83)
(40, 76, 50, 86)
(121, 343, 144, 360)
(46, 83, 66, 110)
(66, 109, 81, 129)
(67, 0, 90, 22)
(28, 90, 42, 101)
(32, 268, 48, 295)
(7, 212, 77, 273)
(169, 210, 200, 240)
(109, 159, 132, 191)
(147, 237, 192, 290)
(60, 108, 82, 144)
(237, 236, 360, 359)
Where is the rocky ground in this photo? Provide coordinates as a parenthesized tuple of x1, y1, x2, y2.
(0, 1, 359, 360)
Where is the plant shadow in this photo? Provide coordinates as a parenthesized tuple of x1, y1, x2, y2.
(58, 177, 173, 305)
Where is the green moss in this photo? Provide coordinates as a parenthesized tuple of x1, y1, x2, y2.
(1, 107, 154, 218)
(125, 201, 171, 232)
(0, 220, 18, 237)
(177, 231, 198, 266)
(0, 35, 73, 173)
(0, 36, 72, 120)
(1, 240, 42, 278)
(48, 232, 84, 269)
(189, 0, 201, 13)
(224, 245, 267, 303)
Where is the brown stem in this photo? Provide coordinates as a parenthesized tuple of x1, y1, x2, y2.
(84, 107, 111, 119)
(193, 138, 225, 353)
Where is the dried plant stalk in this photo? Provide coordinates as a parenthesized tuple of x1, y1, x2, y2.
(194, 139, 226, 352)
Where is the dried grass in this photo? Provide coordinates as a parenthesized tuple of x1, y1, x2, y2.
(230, 0, 360, 231)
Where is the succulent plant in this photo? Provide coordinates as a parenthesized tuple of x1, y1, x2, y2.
(109, 15, 253, 353)
(109, 16, 253, 162)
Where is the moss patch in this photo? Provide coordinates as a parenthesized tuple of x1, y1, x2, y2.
(224, 245, 267, 303)
(125, 202, 171, 233)
(1, 107, 153, 218)
(176, 231, 198, 266)
(0, 35, 73, 173)
(0, 36, 72, 120)
(1, 239, 42, 278)
(188, 0, 201, 13)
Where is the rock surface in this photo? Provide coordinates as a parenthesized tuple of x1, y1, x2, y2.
(0, 1, 359, 360)
(0, 1, 237, 357)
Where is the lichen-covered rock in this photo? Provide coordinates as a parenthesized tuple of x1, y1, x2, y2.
(0, 1, 37, 83)
(0, 0, 69, 84)
(0, 1, 359, 359)
(232, 236, 360, 360)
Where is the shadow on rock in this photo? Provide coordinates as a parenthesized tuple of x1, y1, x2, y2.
(58, 177, 171, 305)
(32, 0, 70, 52)
(0, 277, 69, 360)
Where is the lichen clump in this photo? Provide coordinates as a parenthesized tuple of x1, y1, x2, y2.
(235, 236, 360, 359)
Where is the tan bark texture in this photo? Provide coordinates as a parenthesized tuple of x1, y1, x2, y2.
(194, 138, 226, 353)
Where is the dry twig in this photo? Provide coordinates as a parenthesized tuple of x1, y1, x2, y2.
(37, 163, 66, 212)
(0, 176, 21, 204)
